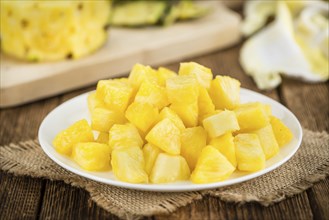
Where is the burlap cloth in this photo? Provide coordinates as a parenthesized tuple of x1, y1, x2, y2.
(1, 129, 328, 219)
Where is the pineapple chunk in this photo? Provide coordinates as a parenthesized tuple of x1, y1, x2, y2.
(234, 102, 270, 132)
(209, 132, 237, 167)
(53, 119, 94, 156)
(159, 107, 185, 132)
(96, 132, 109, 144)
(134, 81, 169, 109)
(157, 67, 177, 86)
(150, 153, 190, 183)
(109, 123, 144, 151)
(234, 134, 265, 172)
(170, 102, 198, 127)
(125, 102, 159, 134)
(91, 108, 126, 132)
(72, 142, 110, 171)
(96, 79, 133, 112)
(143, 143, 162, 175)
(145, 118, 181, 155)
(178, 62, 213, 89)
(87, 92, 106, 114)
(270, 116, 293, 147)
(209, 75, 240, 110)
(198, 86, 215, 122)
(199, 110, 222, 124)
(181, 127, 207, 170)
(203, 110, 240, 138)
(111, 146, 148, 183)
(128, 63, 159, 90)
(166, 75, 199, 104)
(191, 145, 235, 183)
(252, 124, 279, 159)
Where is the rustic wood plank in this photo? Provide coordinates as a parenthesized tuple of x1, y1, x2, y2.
(307, 179, 329, 220)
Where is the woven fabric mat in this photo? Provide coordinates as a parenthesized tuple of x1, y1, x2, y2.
(1, 129, 329, 219)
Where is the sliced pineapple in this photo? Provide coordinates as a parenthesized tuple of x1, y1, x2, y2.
(170, 102, 198, 128)
(178, 62, 213, 89)
(198, 86, 215, 122)
(158, 107, 185, 132)
(134, 81, 169, 109)
(252, 124, 279, 159)
(87, 92, 106, 114)
(96, 132, 109, 144)
(209, 132, 237, 167)
(91, 107, 126, 132)
(270, 116, 294, 147)
(143, 143, 162, 175)
(157, 67, 177, 86)
(109, 123, 143, 151)
(166, 75, 199, 104)
(128, 63, 159, 91)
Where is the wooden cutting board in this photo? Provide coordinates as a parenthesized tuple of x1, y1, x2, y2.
(0, 3, 241, 108)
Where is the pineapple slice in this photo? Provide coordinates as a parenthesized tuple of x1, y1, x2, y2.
(53, 119, 94, 156)
(181, 127, 207, 170)
(270, 116, 293, 147)
(191, 145, 235, 183)
(87, 92, 106, 114)
(143, 143, 162, 175)
(96, 132, 109, 144)
(91, 108, 126, 132)
(111, 146, 148, 183)
(166, 75, 199, 104)
(234, 102, 270, 132)
(145, 118, 181, 155)
(203, 110, 240, 138)
(134, 81, 169, 109)
(234, 134, 265, 172)
(170, 102, 198, 127)
(96, 79, 133, 112)
(157, 67, 177, 86)
(252, 124, 279, 159)
(209, 132, 237, 167)
(72, 142, 110, 171)
(199, 110, 222, 125)
(198, 86, 215, 122)
(178, 62, 213, 89)
(159, 107, 185, 132)
(109, 123, 144, 151)
(150, 153, 190, 183)
(125, 102, 159, 134)
(209, 75, 241, 110)
(128, 63, 159, 90)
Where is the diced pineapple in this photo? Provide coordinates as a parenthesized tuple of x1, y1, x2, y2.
(209, 132, 237, 167)
(181, 127, 207, 170)
(234, 134, 265, 172)
(234, 102, 270, 132)
(87, 92, 106, 114)
(198, 86, 215, 122)
(96, 132, 109, 144)
(53, 119, 94, 156)
(170, 102, 198, 127)
(96, 79, 133, 112)
(91, 108, 126, 132)
(166, 75, 199, 104)
(145, 118, 181, 155)
(209, 75, 240, 110)
(199, 110, 222, 124)
(264, 104, 272, 116)
(150, 153, 190, 183)
(143, 143, 162, 175)
(203, 110, 240, 138)
(191, 145, 235, 183)
(270, 116, 293, 147)
(128, 63, 159, 90)
(125, 102, 159, 134)
(252, 124, 279, 159)
(134, 81, 169, 109)
(111, 146, 148, 183)
(158, 107, 185, 131)
(178, 62, 213, 89)
(109, 123, 143, 151)
(72, 142, 110, 171)
(157, 67, 177, 86)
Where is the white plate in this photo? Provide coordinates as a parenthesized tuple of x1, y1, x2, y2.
(38, 88, 302, 192)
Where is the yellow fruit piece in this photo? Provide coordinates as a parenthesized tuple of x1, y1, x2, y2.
(157, 67, 177, 86)
(270, 116, 293, 147)
(234, 134, 265, 172)
(87, 92, 106, 114)
(134, 81, 169, 109)
(203, 110, 240, 138)
(53, 119, 94, 156)
(96, 79, 133, 112)
(209, 132, 237, 167)
(146, 118, 181, 155)
(234, 102, 270, 132)
(150, 153, 190, 183)
(166, 75, 199, 104)
(252, 124, 279, 159)
(109, 123, 144, 151)
(191, 145, 235, 183)
(125, 102, 159, 133)
(143, 143, 162, 175)
(91, 107, 126, 132)
(170, 102, 198, 127)
(111, 146, 148, 183)
(178, 62, 213, 89)
(96, 132, 109, 144)
(209, 75, 241, 110)
(199, 110, 222, 124)
(159, 107, 185, 132)
(198, 86, 215, 121)
(181, 127, 207, 170)
(72, 142, 110, 171)
(128, 63, 159, 90)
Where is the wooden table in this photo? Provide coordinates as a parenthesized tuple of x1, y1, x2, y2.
(1, 42, 328, 219)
